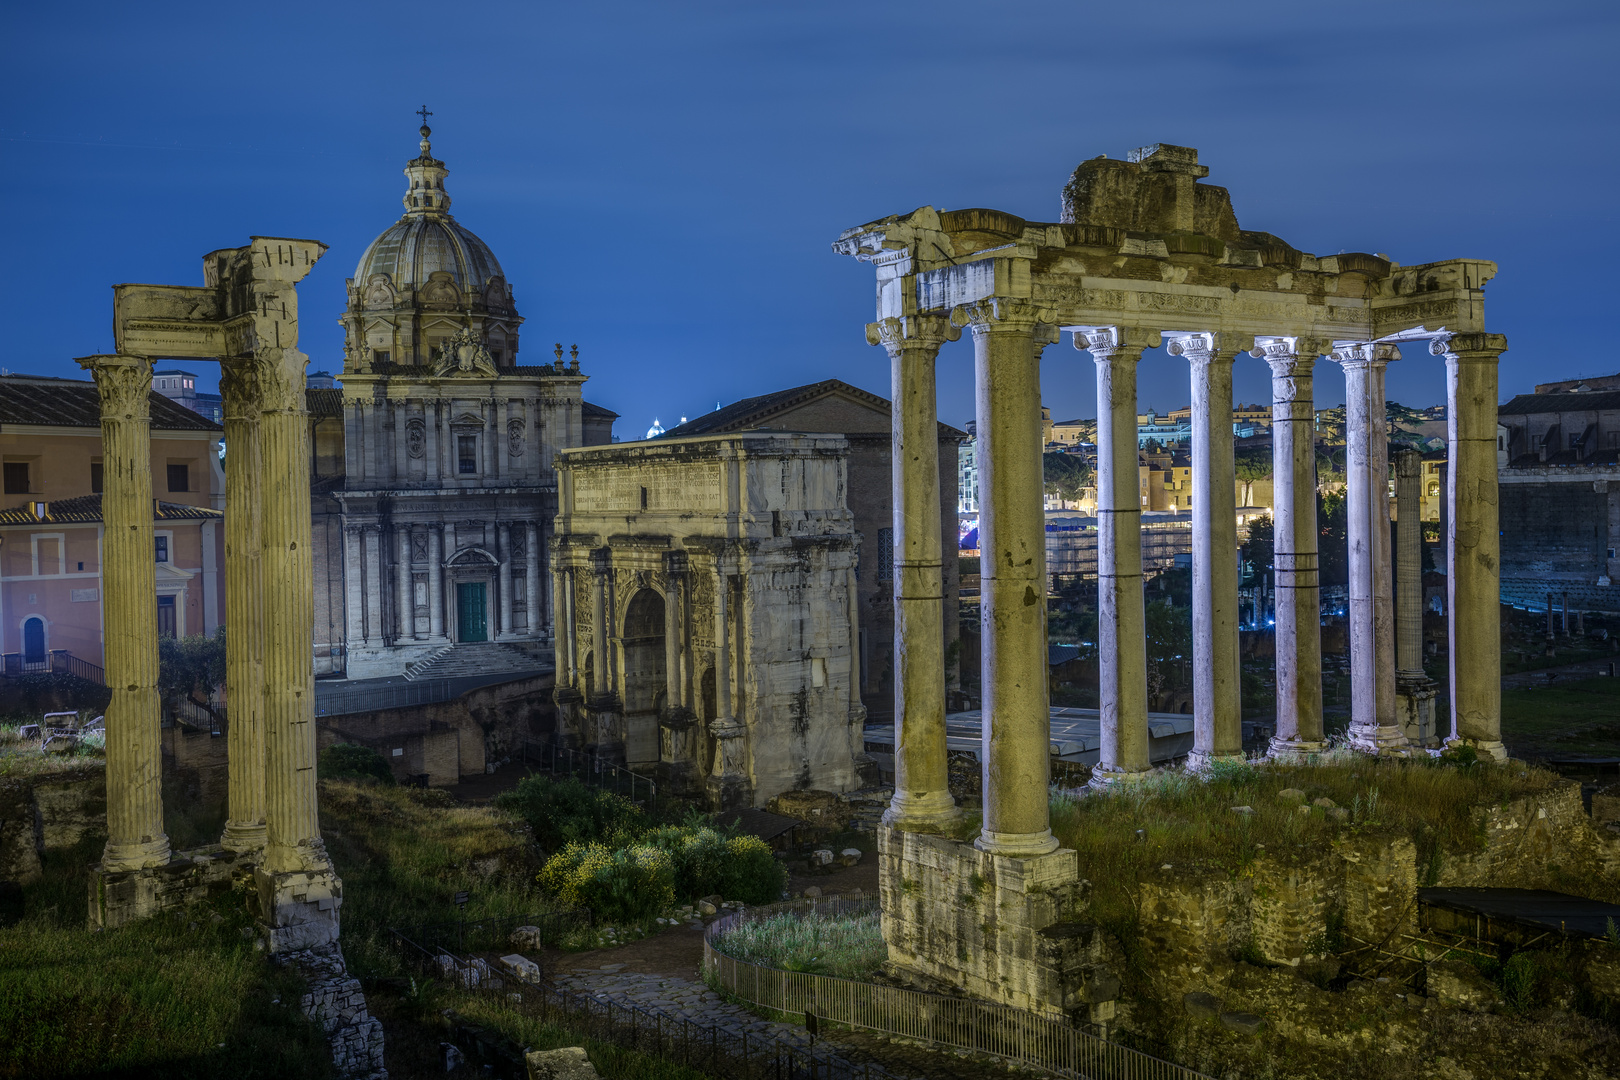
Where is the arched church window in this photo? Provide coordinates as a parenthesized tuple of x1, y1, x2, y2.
(411, 197, 419, 207)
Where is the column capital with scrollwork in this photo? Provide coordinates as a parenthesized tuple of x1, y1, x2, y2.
(1429, 332, 1508, 361)
(1166, 330, 1255, 361)
(1069, 325, 1162, 359)
(949, 297, 1059, 343)
(1330, 341, 1402, 366)
(865, 314, 960, 355)
(75, 354, 154, 419)
(1250, 336, 1326, 383)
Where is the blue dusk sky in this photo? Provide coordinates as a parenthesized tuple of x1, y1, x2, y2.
(4, 1, 1615, 437)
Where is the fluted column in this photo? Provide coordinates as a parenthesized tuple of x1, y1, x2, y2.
(591, 550, 610, 699)
(1435, 333, 1509, 759)
(1334, 342, 1406, 753)
(78, 354, 170, 871)
(869, 314, 961, 833)
(552, 559, 575, 686)
(1169, 332, 1248, 767)
(956, 298, 1058, 858)
(1258, 338, 1326, 758)
(713, 562, 733, 721)
(258, 344, 325, 873)
(497, 523, 515, 637)
(219, 355, 266, 852)
(663, 551, 685, 711)
(1394, 448, 1423, 674)
(1075, 326, 1159, 786)
(525, 522, 541, 635)
(427, 525, 445, 640)
(395, 525, 414, 641)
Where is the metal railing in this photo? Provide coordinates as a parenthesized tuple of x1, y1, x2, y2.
(315, 678, 458, 717)
(520, 741, 658, 809)
(389, 915, 900, 1080)
(1, 650, 105, 685)
(705, 898, 1214, 1080)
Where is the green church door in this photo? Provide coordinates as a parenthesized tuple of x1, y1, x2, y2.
(456, 583, 488, 643)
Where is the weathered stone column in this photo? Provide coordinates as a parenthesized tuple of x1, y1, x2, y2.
(395, 526, 414, 641)
(1333, 342, 1406, 753)
(712, 562, 732, 720)
(426, 402, 441, 486)
(1169, 332, 1248, 767)
(342, 527, 365, 649)
(1393, 447, 1439, 745)
(869, 314, 961, 833)
(1074, 326, 1159, 786)
(955, 298, 1058, 857)
(1258, 338, 1326, 759)
(553, 561, 576, 685)
(707, 557, 748, 807)
(363, 526, 383, 641)
(1434, 333, 1509, 759)
(219, 355, 266, 852)
(525, 523, 541, 635)
(591, 548, 610, 698)
(497, 524, 515, 638)
(78, 354, 171, 871)
(427, 526, 445, 640)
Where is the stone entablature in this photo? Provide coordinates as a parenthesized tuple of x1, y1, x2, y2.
(550, 431, 862, 809)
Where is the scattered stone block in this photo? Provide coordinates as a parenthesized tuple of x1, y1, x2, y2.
(500, 954, 541, 981)
(1230, 805, 1255, 815)
(1183, 991, 1221, 1019)
(803, 886, 822, 899)
(526, 1045, 599, 1079)
(839, 847, 863, 866)
(1312, 797, 1337, 809)
(811, 848, 835, 867)
(1220, 1011, 1266, 1035)
(696, 899, 718, 916)
(510, 925, 545, 950)
(1427, 959, 1499, 1011)
(1276, 788, 1307, 804)
(1326, 807, 1350, 821)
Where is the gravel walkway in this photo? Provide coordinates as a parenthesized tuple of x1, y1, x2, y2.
(553, 967, 816, 1049)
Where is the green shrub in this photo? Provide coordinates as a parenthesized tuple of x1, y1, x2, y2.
(711, 909, 886, 979)
(317, 743, 393, 784)
(540, 841, 674, 923)
(640, 824, 731, 899)
(495, 774, 644, 851)
(717, 834, 786, 905)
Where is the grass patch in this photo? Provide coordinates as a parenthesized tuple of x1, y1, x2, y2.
(711, 909, 887, 980)
(0, 724, 106, 779)
(451, 995, 710, 1079)
(318, 779, 557, 980)
(1502, 677, 1620, 756)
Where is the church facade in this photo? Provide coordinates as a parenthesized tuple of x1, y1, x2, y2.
(310, 123, 616, 679)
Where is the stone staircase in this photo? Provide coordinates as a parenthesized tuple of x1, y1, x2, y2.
(402, 642, 545, 681)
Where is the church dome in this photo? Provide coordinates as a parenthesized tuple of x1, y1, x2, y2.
(353, 122, 506, 293)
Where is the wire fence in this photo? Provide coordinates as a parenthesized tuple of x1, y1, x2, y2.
(519, 740, 659, 809)
(705, 898, 1215, 1080)
(389, 913, 902, 1080)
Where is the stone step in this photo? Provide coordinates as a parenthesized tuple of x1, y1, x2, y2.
(402, 642, 544, 682)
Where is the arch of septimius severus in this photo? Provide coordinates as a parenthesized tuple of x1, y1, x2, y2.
(839, 144, 1504, 1011)
(81, 237, 340, 950)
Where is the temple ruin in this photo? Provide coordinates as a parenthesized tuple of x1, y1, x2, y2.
(836, 143, 1505, 1013)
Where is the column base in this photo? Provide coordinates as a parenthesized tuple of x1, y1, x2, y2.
(1444, 737, 1509, 762)
(1267, 737, 1328, 763)
(1347, 723, 1415, 756)
(101, 835, 172, 873)
(1185, 750, 1246, 772)
(975, 827, 1059, 858)
(704, 774, 753, 812)
(881, 789, 961, 834)
(1396, 672, 1441, 748)
(1087, 765, 1154, 791)
(89, 845, 249, 930)
(254, 857, 343, 954)
(220, 821, 267, 854)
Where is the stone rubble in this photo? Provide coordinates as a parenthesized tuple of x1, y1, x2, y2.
(280, 943, 387, 1079)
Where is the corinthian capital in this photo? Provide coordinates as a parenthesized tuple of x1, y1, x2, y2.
(865, 315, 961, 354)
(949, 296, 1056, 334)
(1070, 325, 1162, 357)
(1429, 332, 1507, 360)
(255, 348, 312, 414)
(218, 354, 263, 422)
(75, 354, 153, 420)
(1166, 331, 1255, 360)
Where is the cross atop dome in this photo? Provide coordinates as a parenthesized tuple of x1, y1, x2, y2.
(403, 110, 450, 216)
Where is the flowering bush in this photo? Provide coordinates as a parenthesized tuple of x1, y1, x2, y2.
(540, 841, 674, 923)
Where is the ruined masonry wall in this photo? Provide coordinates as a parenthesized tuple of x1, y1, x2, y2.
(285, 942, 387, 1080)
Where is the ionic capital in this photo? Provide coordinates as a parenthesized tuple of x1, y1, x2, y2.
(865, 315, 961, 355)
(1429, 332, 1508, 361)
(1330, 341, 1402, 366)
(1166, 331, 1254, 361)
(75, 354, 154, 420)
(949, 297, 1056, 337)
(1070, 325, 1162, 358)
(1251, 336, 1325, 383)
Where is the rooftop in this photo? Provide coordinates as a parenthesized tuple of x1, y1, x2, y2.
(0, 373, 222, 432)
(0, 494, 223, 526)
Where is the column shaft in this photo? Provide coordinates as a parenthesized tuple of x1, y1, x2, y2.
(1174, 334, 1244, 765)
(714, 566, 732, 720)
(870, 316, 959, 831)
(220, 356, 266, 851)
(664, 573, 682, 710)
(1337, 346, 1405, 751)
(259, 347, 323, 870)
(392, 401, 409, 482)
(1394, 449, 1423, 673)
(1438, 334, 1508, 757)
(396, 525, 414, 641)
(426, 402, 440, 486)
(1080, 328, 1155, 783)
(498, 524, 515, 636)
(363, 528, 382, 641)
(963, 301, 1056, 857)
(342, 528, 365, 649)
(79, 355, 170, 870)
(592, 563, 609, 698)
(525, 523, 541, 635)
(428, 526, 445, 640)
(1263, 342, 1325, 754)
